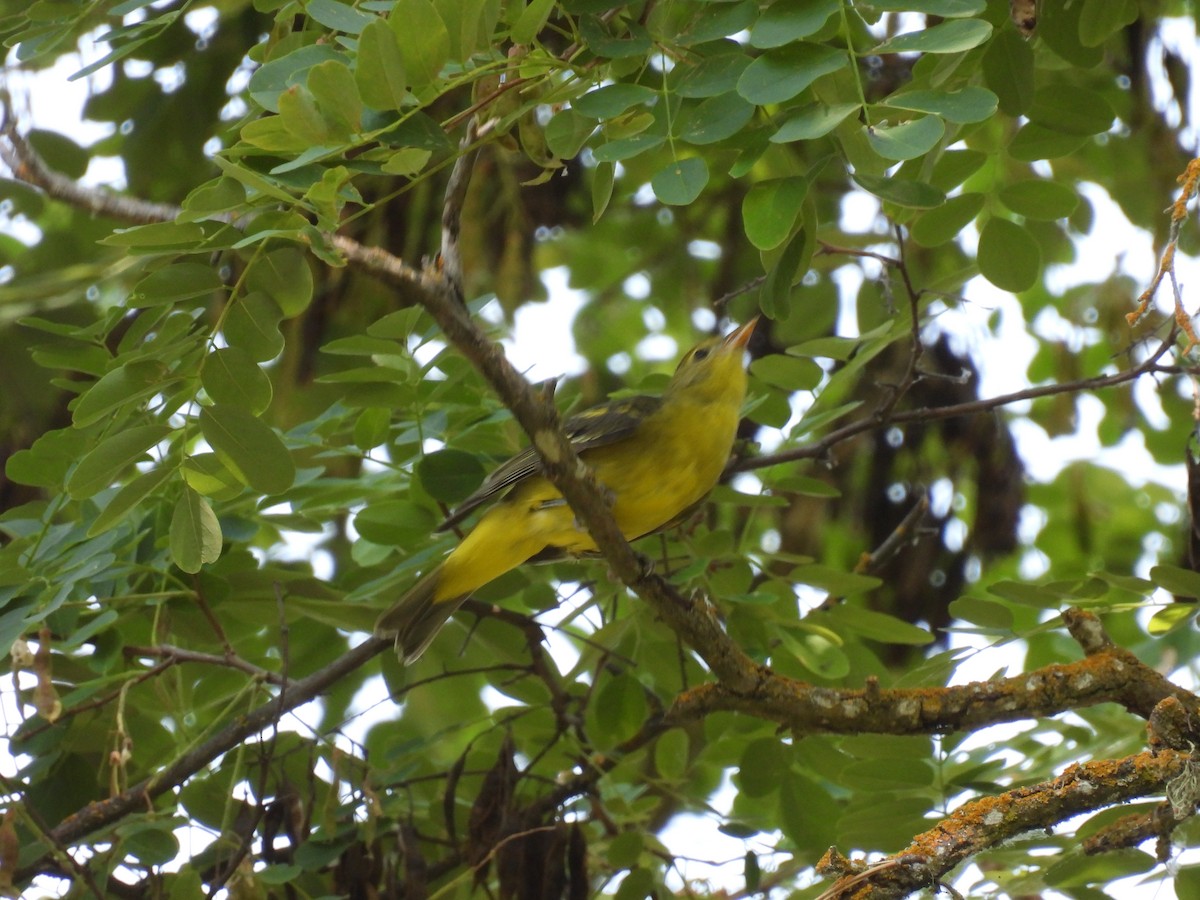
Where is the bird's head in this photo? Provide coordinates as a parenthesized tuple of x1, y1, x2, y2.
(666, 316, 759, 403)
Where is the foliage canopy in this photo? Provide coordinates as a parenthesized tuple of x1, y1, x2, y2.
(1, 0, 1200, 897)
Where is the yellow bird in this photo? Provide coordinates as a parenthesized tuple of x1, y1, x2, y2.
(375, 317, 759, 662)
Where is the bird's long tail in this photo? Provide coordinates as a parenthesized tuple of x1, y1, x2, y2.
(374, 567, 467, 664)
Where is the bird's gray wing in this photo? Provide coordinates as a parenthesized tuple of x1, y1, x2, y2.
(437, 394, 662, 532)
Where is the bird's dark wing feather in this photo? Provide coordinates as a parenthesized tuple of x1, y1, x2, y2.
(437, 394, 662, 531)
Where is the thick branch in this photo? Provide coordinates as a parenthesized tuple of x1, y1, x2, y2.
(817, 749, 1191, 899)
(664, 610, 1200, 737)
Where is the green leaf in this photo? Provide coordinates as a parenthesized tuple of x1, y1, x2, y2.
(72, 360, 170, 428)
(770, 102, 859, 143)
(947, 596, 1014, 630)
(389, 0, 448, 91)
(510, 0, 555, 44)
(1149, 564, 1200, 599)
(654, 728, 689, 781)
(572, 84, 657, 119)
(998, 181, 1079, 220)
(911, 192, 983, 246)
(977, 218, 1040, 292)
(381, 147, 432, 175)
(27, 129, 88, 178)
(170, 486, 222, 574)
(987, 580, 1062, 608)
(742, 177, 808, 251)
(306, 0, 373, 33)
(1078, 0, 1138, 47)
(130, 262, 224, 307)
(354, 500, 438, 545)
(240, 115, 307, 152)
(678, 92, 755, 145)
(199, 405, 295, 495)
(1028, 85, 1115, 135)
(278, 84, 331, 144)
(651, 157, 708, 206)
(861, 0, 985, 14)
(674, 47, 751, 98)
(182, 453, 242, 498)
(416, 449, 485, 503)
(852, 172, 945, 209)
(678, 0, 756, 45)
(592, 160, 614, 222)
(929, 148, 987, 191)
(750, 354, 822, 391)
(88, 466, 174, 537)
(865, 116, 944, 161)
(760, 223, 812, 318)
(736, 43, 848, 106)
(777, 628, 850, 678)
(883, 87, 997, 124)
(590, 672, 647, 746)
(248, 44, 347, 113)
(1037, 0, 1103, 67)
(748, 0, 839, 48)
(737, 738, 789, 797)
(606, 831, 645, 869)
(1147, 603, 1195, 636)
(308, 59, 362, 138)
(246, 248, 314, 317)
(982, 28, 1034, 116)
(545, 109, 596, 158)
(224, 291, 284, 362)
(872, 18, 991, 54)
(100, 221, 209, 249)
(1008, 122, 1090, 162)
(355, 19, 407, 111)
(67, 424, 172, 499)
(201, 347, 273, 415)
(828, 605, 934, 645)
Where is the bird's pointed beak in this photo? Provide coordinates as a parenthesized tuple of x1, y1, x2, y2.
(723, 315, 760, 350)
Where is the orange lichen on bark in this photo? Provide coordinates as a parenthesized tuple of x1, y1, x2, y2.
(1126, 157, 1200, 356)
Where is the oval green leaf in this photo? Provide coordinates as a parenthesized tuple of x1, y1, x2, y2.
(736, 43, 847, 106)
(651, 157, 709, 205)
(679, 92, 755, 145)
(72, 359, 170, 428)
(742, 176, 808, 250)
(865, 116, 944, 161)
(998, 180, 1079, 220)
(67, 424, 172, 500)
(873, 18, 992, 54)
(170, 486, 223, 574)
(416, 448, 485, 503)
(748, 0, 839, 48)
(131, 262, 224, 307)
(884, 87, 998, 124)
(199, 404, 295, 495)
(247, 248, 314, 317)
(771, 102, 859, 143)
(201, 347, 273, 415)
(977, 218, 1041, 293)
(853, 173, 945, 209)
(911, 192, 984, 246)
(355, 19, 408, 111)
(224, 291, 284, 361)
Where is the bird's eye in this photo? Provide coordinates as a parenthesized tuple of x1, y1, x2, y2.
(692, 347, 710, 362)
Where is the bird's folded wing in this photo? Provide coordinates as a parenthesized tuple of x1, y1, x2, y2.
(437, 394, 663, 531)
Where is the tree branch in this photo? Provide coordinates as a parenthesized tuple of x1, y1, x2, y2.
(816, 749, 1192, 899)
(30, 635, 390, 855)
